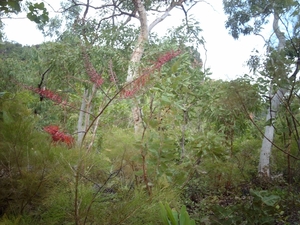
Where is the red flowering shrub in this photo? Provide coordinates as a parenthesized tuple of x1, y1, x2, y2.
(120, 50, 181, 98)
(44, 125, 74, 147)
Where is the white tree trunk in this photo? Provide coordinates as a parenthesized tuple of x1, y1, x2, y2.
(77, 85, 97, 146)
(77, 89, 88, 146)
(258, 12, 286, 176)
(258, 88, 285, 176)
(127, 0, 148, 83)
(127, 0, 148, 135)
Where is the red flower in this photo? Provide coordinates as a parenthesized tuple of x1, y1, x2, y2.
(24, 85, 67, 105)
(83, 50, 104, 88)
(44, 125, 74, 148)
(121, 50, 181, 98)
(43, 125, 59, 135)
(154, 50, 181, 70)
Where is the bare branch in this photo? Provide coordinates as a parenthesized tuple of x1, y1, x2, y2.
(41, 0, 59, 13)
(149, 0, 186, 32)
(83, 0, 89, 20)
(68, 0, 115, 11)
(185, 0, 205, 13)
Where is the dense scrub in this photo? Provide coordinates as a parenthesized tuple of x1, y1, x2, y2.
(1, 86, 300, 224)
(2, 2, 300, 219)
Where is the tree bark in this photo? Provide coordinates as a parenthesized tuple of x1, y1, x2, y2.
(77, 85, 97, 146)
(258, 11, 286, 176)
(127, 0, 148, 83)
(77, 89, 88, 146)
(127, 0, 148, 135)
(258, 88, 285, 176)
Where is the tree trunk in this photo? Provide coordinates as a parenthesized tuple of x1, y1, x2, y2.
(127, 0, 148, 83)
(258, 88, 285, 176)
(77, 89, 88, 146)
(258, 12, 286, 176)
(127, 0, 148, 136)
(77, 85, 97, 146)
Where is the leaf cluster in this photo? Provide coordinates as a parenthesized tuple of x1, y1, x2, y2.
(223, 0, 298, 39)
(0, 0, 21, 14)
(160, 202, 195, 225)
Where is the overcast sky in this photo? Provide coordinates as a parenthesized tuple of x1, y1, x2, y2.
(2, 0, 266, 80)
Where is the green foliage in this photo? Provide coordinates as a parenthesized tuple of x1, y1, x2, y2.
(0, 0, 49, 23)
(159, 202, 195, 225)
(210, 189, 281, 225)
(0, 92, 182, 224)
(223, 0, 298, 39)
(0, 92, 56, 215)
(26, 2, 49, 24)
(0, 42, 41, 91)
(0, 0, 21, 14)
(2, 0, 300, 223)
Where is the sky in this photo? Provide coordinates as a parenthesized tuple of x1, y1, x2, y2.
(2, 0, 266, 80)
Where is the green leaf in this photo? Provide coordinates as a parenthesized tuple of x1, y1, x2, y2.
(159, 202, 178, 225)
(261, 194, 280, 206)
(171, 59, 180, 73)
(26, 2, 49, 23)
(159, 202, 171, 225)
(172, 210, 179, 225)
(3, 111, 14, 124)
(179, 206, 187, 225)
(0, 92, 8, 98)
(161, 95, 171, 104)
(250, 189, 280, 206)
(35, 2, 45, 10)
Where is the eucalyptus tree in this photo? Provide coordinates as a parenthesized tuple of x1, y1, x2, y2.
(223, 0, 300, 176)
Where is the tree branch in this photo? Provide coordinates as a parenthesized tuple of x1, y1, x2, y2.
(273, 11, 286, 51)
(149, 0, 186, 32)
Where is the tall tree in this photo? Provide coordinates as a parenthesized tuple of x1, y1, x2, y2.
(54, 0, 203, 136)
(127, 0, 187, 135)
(223, 0, 300, 176)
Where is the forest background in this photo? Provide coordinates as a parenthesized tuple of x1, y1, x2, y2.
(3, 0, 265, 81)
(1, 0, 300, 224)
